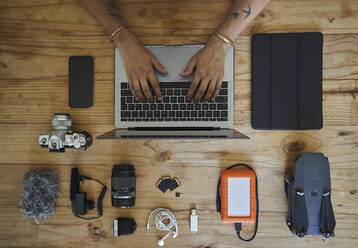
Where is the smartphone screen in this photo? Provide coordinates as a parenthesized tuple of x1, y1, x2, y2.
(68, 56, 93, 108)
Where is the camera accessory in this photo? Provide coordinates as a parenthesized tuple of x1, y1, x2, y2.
(69, 56, 93, 108)
(111, 165, 136, 208)
(285, 153, 335, 238)
(147, 208, 178, 247)
(156, 176, 181, 193)
(20, 170, 59, 224)
(113, 217, 137, 237)
(190, 209, 198, 233)
(70, 168, 107, 220)
(216, 164, 258, 242)
(39, 114, 92, 152)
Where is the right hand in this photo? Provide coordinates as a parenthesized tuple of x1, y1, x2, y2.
(114, 30, 167, 102)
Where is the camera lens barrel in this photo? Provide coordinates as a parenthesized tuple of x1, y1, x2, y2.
(111, 165, 136, 208)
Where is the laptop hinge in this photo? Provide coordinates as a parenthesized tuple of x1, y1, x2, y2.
(129, 127, 220, 131)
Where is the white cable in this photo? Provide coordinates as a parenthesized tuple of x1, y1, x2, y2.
(147, 208, 178, 246)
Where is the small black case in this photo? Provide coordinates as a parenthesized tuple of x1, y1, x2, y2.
(68, 56, 94, 108)
(251, 32, 323, 130)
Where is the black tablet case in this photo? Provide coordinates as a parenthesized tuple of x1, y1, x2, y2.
(251, 32, 323, 130)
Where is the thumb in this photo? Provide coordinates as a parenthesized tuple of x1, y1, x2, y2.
(152, 57, 168, 74)
(180, 56, 196, 77)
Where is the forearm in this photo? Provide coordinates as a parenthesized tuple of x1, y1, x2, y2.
(79, 0, 126, 36)
(218, 0, 271, 41)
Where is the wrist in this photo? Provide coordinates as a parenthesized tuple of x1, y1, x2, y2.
(113, 29, 139, 49)
(207, 34, 231, 53)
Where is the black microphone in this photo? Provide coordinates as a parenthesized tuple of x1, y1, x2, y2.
(70, 168, 80, 202)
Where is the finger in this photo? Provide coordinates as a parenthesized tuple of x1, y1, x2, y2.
(128, 76, 138, 100)
(203, 78, 217, 102)
(139, 77, 153, 102)
(180, 56, 196, 77)
(148, 72, 162, 101)
(186, 74, 200, 100)
(211, 77, 223, 101)
(133, 77, 145, 100)
(152, 57, 168, 74)
(194, 78, 210, 102)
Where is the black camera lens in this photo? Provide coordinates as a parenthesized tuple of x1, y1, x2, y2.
(111, 165, 136, 208)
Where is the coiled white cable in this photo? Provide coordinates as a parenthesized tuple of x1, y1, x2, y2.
(147, 208, 178, 246)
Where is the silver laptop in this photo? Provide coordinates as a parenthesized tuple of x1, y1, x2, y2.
(97, 45, 247, 139)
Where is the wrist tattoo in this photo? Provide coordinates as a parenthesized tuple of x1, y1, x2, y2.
(242, 4, 251, 19)
(104, 0, 125, 25)
(232, 11, 239, 19)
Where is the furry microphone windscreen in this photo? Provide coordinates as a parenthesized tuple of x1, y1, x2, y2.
(20, 170, 59, 224)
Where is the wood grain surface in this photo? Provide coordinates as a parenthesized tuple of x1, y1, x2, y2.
(0, 0, 357, 247)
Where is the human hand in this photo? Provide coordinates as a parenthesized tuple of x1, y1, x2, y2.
(180, 35, 230, 102)
(115, 30, 167, 101)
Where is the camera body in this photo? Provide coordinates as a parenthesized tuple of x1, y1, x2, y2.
(111, 165, 136, 208)
(39, 114, 92, 152)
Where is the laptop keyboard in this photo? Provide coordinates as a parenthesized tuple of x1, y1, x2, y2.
(120, 81, 228, 122)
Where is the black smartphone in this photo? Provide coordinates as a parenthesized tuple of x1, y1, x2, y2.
(68, 56, 93, 108)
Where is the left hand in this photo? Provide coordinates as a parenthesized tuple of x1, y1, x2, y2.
(180, 35, 230, 102)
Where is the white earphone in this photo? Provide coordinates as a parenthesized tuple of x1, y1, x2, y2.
(147, 208, 178, 246)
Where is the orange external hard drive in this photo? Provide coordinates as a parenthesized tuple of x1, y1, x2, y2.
(220, 169, 256, 224)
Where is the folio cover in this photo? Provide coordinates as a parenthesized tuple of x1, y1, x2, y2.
(251, 32, 323, 130)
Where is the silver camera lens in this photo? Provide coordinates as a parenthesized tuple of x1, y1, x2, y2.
(52, 114, 72, 131)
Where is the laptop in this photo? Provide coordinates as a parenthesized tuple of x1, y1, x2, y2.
(97, 45, 248, 139)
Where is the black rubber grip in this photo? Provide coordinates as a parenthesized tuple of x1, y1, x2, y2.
(97, 186, 107, 216)
(70, 168, 80, 202)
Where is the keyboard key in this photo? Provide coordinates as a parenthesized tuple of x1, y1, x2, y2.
(213, 111, 220, 117)
(121, 104, 127, 110)
(150, 104, 156, 110)
(191, 111, 197, 117)
(172, 104, 179, 110)
(174, 89, 181, 95)
(121, 97, 126, 104)
(165, 118, 171, 121)
(121, 83, 128, 89)
(222, 81, 228, 88)
(163, 97, 170, 103)
(147, 111, 153, 117)
(169, 111, 175, 117)
(215, 96, 227, 102)
(150, 118, 157, 121)
(128, 118, 135, 121)
(198, 111, 205, 117)
(161, 111, 168, 118)
(182, 89, 188, 95)
(195, 118, 201, 121)
(158, 118, 164, 121)
(139, 111, 146, 117)
(134, 98, 140, 103)
(180, 118, 186, 121)
(121, 111, 131, 118)
(161, 89, 166, 95)
(121, 90, 132, 96)
(209, 104, 216, 110)
(165, 104, 171, 110)
(217, 104, 228, 110)
(122, 118, 128, 121)
(202, 118, 209, 121)
(221, 111, 228, 117)
(209, 118, 216, 121)
(158, 104, 164, 110)
(136, 118, 142, 121)
(187, 104, 194, 110)
(219, 89, 228, 95)
(132, 111, 138, 117)
(170, 97, 177, 103)
(187, 118, 194, 121)
(195, 104, 201, 110)
(135, 104, 142, 110)
(217, 118, 228, 121)
(160, 82, 191, 88)
(176, 112, 182, 117)
(202, 104, 208, 110)
(173, 118, 179, 121)
(143, 118, 150, 121)
(180, 104, 186, 110)
(128, 104, 134, 110)
(126, 97, 133, 103)
(206, 111, 212, 117)
(143, 104, 149, 110)
(184, 111, 190, 117)
(154, 111, 160, 117)
(178, 97, 184, 103)
(167, 89, 173, 95)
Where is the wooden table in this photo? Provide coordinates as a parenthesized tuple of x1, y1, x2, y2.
(0, 0, 357, 247)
